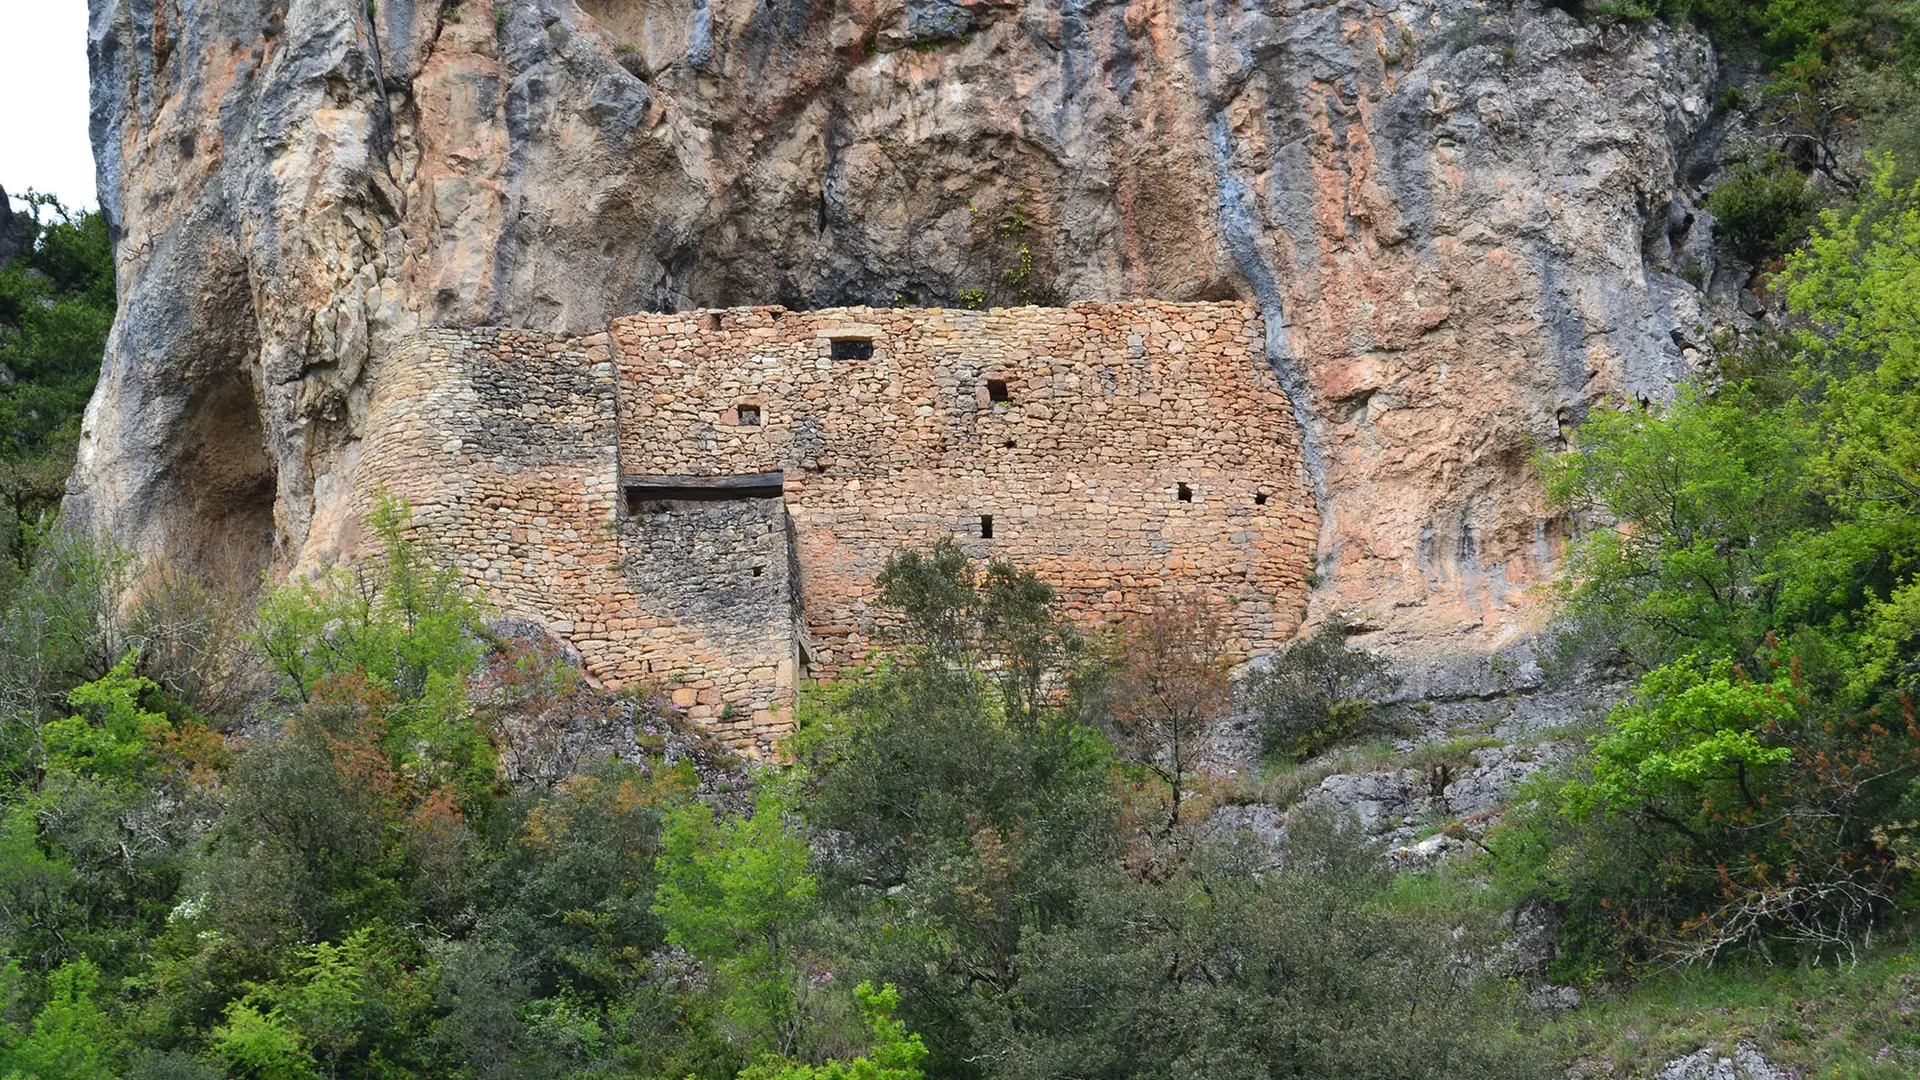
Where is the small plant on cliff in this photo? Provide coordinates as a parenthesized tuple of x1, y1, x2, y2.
(1708, 151, 1819, 267)
(1246, 625, 1399, 762)
(961, 195, 1061, 308)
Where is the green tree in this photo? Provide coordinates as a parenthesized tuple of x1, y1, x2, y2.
(739, 982, 929, 1080)
(0, 957, 122, 1080)
(1707, 151, 1819, 265)
(254, 496, 493, 805)
(1511, 154, 1920, 968)
(653, 779, 819, 1059)
(487, 757, 689, 999)
(872, 536, 1081, 727)
(1244, 624, 1398, 761)
(800, 542, 1118, 1078)
(1538, 385, 1812, 675)
(211, 1000, 318, 1080)
(0, 192, 114, 585)
(40, 653, 169, 783)
(993, 810, 1549, 1080)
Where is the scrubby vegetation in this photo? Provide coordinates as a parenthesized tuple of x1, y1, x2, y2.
(1493, 154, 1920, 981)
(0, 514, 1553, 1079)
(1246, 624, 1400, 762)
(5, 2, 1920, 1075)
(0, 192, 113, 588)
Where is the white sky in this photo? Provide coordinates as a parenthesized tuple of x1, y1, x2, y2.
(0, 1, 98, 213)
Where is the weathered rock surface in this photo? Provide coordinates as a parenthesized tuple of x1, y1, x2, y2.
(1648, 1042, 1796, 1080)
(478, 616, 754, 790)
(73, 0, 1722, 669)
(0, 186, 30, 267)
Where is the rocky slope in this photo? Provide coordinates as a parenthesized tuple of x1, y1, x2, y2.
(0, 186, 30, 266)
(73, 0, 1723, 670)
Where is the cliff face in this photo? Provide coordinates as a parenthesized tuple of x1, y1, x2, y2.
(0, 186, 30, 267)
(72, 0, 1720, 667)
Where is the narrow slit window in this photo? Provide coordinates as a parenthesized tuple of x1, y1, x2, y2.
(1177, 483, 1193, 503)
(987, 379, 1010, 406)
(980, 515, 994, 539)
(831, 338, 873, 361)
(736, 404, 762, 427)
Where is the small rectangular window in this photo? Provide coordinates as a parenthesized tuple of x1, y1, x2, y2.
(831, 338, 873, 361)
(736, 404, 761, 427)
(980, 515, 994, 539)
(987, 379, 1010, 405)
(1177, 483, 1193, 502)
(1254, 491, 1269, 506)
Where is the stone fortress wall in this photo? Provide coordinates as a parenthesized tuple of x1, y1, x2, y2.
(338, 302, 1319, 749)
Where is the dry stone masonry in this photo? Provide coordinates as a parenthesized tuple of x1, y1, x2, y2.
(342, 301, 1316, 748)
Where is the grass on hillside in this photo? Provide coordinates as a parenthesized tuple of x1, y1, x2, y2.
(1379, 855, 1919, 1079)
(1548, 941, 1920, 1080)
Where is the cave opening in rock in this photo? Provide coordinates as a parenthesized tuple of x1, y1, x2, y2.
(173, 372, 278, 583)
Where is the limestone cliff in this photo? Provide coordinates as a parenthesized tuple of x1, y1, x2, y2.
(0, 186, 29, 267)
(72, 0, 1722, 670)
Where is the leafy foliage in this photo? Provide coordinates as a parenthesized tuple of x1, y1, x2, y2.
(0, 192, 113, 589)
(655, 779, 820, 1059)
(1507, 154, 1920, 970)
(1707, 151, 1819, 265)
(1244, 624, 1399, 761)
(737, 983, 928, 1080)
(993, 810, 1549, 1080)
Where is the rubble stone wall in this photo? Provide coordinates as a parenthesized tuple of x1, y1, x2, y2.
(348, 302, 1317, 749)
(343, 326, 795, 745)
(612, 300, 1318, 674)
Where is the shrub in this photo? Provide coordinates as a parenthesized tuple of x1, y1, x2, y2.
(1708, 152, 1818, 266)
(737, 982, 929, 1080)
(989, 808, 1552, 1080)
(1245, 625, 1399, 761)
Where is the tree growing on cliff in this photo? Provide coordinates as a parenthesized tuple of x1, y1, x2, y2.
(1505, 157, 1920, 969)
(1098, 598, 1234, 841)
